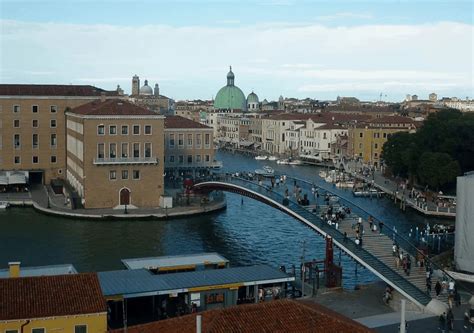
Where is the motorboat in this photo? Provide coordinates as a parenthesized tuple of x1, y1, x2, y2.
(335, 181, 355, 188)
(352, 188, 384, 197)
(318, 170, 327, 178)
(277, 159, 290, 165)
(288, 159, 303, 165)
(255, 166, 275, 177)
(255, 155, 268, 160)
(268, 156, 278, 161)
(0, 201, 10, 209)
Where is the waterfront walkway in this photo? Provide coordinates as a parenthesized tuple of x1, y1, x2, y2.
(343, 161, 456, 218)
(193, 175, 460, 315)
(0, 185, 226, 220)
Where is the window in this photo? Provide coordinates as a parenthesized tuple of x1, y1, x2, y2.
(13, 105, 20, 113)
(121, 143, 129, 158)
(121, 125, 128, 135)
(359, 143, 363, 149)
(359, 132, 363, 138)
(110, 143, 117, 158)
(178, 134, 184, 147)
(133, 125, 140, 135)
(383, 133, 387, 138)
(323, 133, 327, 140)
(109, 170, 117, 180)
(50, 119, 57, 128)
(6, 330, 19, 333)
(32, 329, 45, 333)
(144, 143, 151, 158)
(50, 105, 57, 113)
(205, 155, 210, 162)
(133, 143, 140, 158)
(109, 125, 117, 135)
(33, 156, 39, 164)
(32, 105, 39, 113)
(196, 134, 202, 147)
(144, 125, 152, 135)
(32, 134, 39, 148)
(169, 134, 175, 148)
(51, 134, 57, 147)
(132, 170, 140, 180)
(14, 134, 20, 149)
(187, 155, 193, 164)
(32, 119, 38, 128)
(14, 156, 20, 164)
(51, 155, 57, 163)
(13, 119, 20, 128)
(178, 155, 184, 164)
(75, 325, 87, 333)
(205, 133, 210, 146)
(98, 125, 105, 135)
(98, 143, 105, 158)
(374, 143, 378, 149)
(187, 133, 193, 147)
(169, 155, 175, 163)
(196, 155, 201, 163)
(121, 170, 129, 179)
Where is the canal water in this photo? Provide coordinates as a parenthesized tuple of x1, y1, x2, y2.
(0, 151, 448, 289)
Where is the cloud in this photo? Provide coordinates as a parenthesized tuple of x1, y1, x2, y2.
(1, 19, 472, 100)
(315, 12, 373, 21)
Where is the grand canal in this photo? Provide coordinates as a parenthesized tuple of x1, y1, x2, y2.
(0, 151, 448, 289)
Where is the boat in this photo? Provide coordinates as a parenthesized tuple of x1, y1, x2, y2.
(255, 155, 268, 160)
(268, 156, 278, 161)
(288, 159, 303, 165)
(255, 166, 275, 177)
(352, 188, 384, 197)
(318, 170, 327, 178)
(0, 201, 10, 209)
(277, 159, 290, 165)
(335, 181, 355, 188)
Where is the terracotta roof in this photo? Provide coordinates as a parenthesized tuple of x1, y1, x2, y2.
(267, 113, 372, 124)
(0, 84, 119, 97)
(110, 299, 373, 333)
(165, 116, 210, 129)
(369, 116, 414, 124)
(0, 273, 107, 320)
(70, 99, 156, 116)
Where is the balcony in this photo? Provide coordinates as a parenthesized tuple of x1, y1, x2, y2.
(93, 157, 158, 165)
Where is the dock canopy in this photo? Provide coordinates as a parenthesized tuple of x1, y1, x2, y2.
(121, 253, 229, 271)
(8, 171, 28, 185)
(0, 172, 7, 185)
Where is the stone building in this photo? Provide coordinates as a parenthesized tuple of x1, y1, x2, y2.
(66, 98, 164, 209)
(129, 75, 174, 115)
(0, 84, 122, 185)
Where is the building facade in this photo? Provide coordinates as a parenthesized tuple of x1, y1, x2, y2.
(0, 84, 121, 185)
(66, 99, 164, 209)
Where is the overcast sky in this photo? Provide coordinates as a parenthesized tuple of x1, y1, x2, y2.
(1, 0, 472, 102)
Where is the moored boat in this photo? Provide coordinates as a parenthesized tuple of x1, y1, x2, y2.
(352, 188, 384, 197)
(0, 201, 10, 209)
(268, 156, 278, 161)
(255, 166, 275, 177)
(255, 155, 268, 160)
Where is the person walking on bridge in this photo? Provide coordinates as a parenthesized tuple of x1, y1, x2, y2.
(435, 280, 442, 298)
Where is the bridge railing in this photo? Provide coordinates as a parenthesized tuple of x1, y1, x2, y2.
(205, 175, 433, 306)
(285, 175, 470, 301)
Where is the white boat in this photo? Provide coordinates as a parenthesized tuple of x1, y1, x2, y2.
(277, 159, 290, 165)
(319, 170, 327, 178)
(352, 188, 384, 197)
(288, 159, 303, 166)
(255, 155, 268, 160)
(255, 166, 275, 177)
(268, 156, 278, 161)
(0, 201, 10, 209)
(336, 181, 355, 188)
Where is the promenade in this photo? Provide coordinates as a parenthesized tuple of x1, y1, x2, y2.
(343, 161, 456, 218)
(0, 185, 226, 220)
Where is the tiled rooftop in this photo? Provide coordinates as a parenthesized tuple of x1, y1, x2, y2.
(0, 273, 107, 320)
(164, 116, 211, 129)
(70, 99, 157, 116)
(110, 299, 374, 333)
(0, 84, 119, 96)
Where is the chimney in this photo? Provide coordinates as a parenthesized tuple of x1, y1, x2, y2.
(196, 315, 202, 333)
(9, 262, 21, 278)
(100, 92, 106, 102)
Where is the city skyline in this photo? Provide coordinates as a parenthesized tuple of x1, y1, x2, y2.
(1, 0, 473, 101)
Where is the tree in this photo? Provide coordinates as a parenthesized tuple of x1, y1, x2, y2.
(417, 152, 460, 190)
(381, 132, 412, 177)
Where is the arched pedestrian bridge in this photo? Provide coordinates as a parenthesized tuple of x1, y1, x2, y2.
(193, 175, 452, 314)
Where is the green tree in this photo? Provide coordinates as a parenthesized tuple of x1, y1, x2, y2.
(417, 152, 460, 190)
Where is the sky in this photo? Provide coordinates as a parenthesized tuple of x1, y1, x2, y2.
(0, 0, 473, 102)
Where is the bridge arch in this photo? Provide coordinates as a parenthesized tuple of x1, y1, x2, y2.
(193, 180, 436, 311)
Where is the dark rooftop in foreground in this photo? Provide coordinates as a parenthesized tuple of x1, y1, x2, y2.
(110, 299, 374, 333)
(0, 84, 119, 96)
(0, 273, 107, 320)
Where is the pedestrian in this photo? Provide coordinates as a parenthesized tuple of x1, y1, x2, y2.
(395, 256, 400, 269)
(435, 281, 442, 297)
(447, 309, 454, 331)
(343, 232, 348, 242)
(378, 221, 384, 233)
(392, 243, 397, 257)
(448, 280, 455, 295)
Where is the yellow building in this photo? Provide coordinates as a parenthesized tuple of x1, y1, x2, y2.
(66, 98, 165, 209)
(0, 263, 107, 333)
(348, 116, 417, 166)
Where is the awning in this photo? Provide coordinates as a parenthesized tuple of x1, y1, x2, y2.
(9, 172, 27, 185)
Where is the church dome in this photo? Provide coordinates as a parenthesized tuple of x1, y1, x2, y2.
(214, 66, 247, 111)
(247, 91, 259, 104)
(140, 80, 153, 95)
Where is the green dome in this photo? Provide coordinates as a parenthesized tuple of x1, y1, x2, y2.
(247, 91, 259, 104)
(214, 66, 247, 111)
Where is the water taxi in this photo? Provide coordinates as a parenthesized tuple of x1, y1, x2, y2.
(255, 155, 268, 160)
(267, 156, 278, 161)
